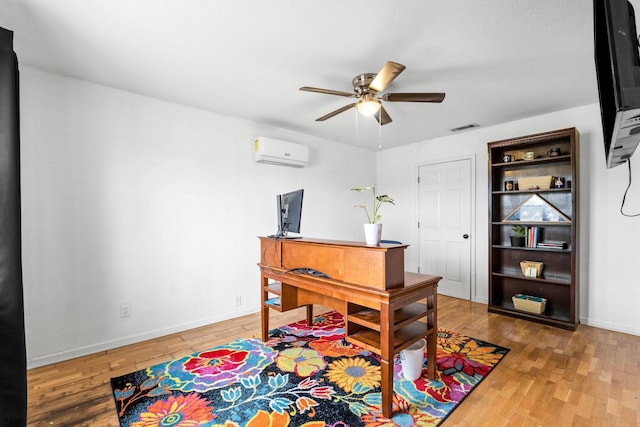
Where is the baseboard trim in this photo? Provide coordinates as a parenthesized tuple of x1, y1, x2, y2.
(27, 305, 260, 369)
(580, 317, 640, 337)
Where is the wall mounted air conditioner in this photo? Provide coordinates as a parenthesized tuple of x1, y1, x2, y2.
(252, 137, 309, 167)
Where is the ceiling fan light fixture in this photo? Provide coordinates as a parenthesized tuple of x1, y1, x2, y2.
(356, 95, 381, 116)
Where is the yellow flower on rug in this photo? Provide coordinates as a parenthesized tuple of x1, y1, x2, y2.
(326, 357, 381, 392)
(442, 338, 504, 366)
(275, 347, 326, 377)
(437, 329, 469, 348)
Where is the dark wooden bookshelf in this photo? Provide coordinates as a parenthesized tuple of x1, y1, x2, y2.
(487, 128, 579, 330)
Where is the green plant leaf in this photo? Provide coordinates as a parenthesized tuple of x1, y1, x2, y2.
(351, 186, 394, 224)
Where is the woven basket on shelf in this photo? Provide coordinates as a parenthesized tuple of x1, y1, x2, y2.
(520, 260, 543, 277)
(512, 294, 546, 314)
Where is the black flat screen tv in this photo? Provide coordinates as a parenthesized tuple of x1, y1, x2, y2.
(594, 0, 640, 168)
(271, 189, 304, 238)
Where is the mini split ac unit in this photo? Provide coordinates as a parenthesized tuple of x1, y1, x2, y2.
(252, 137, 309, 167)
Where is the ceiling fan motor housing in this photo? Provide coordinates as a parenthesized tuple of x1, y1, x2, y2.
(352, 73, 377, 95)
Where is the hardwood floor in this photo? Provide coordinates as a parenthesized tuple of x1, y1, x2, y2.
(27, 296, 640, 426)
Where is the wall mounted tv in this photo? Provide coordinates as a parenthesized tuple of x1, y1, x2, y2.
(594, 0, 640, 168)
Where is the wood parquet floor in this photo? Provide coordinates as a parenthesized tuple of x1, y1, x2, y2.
(26, 296, 640, 426)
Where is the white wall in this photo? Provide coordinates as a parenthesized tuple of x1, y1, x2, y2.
(377, 104, 640, 335)
(20, 67, 376, 367)
(20, 67, 640, 368)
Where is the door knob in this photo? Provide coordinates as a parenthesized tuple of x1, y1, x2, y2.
(463, 234, 469, 239)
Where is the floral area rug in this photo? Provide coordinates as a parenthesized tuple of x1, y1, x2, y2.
(111, 311, 509, 426)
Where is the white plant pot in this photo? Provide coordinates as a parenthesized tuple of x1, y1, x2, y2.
(363, 223, 383, 246)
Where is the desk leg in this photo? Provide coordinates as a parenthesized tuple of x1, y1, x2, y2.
(426, 330, 436, 380)
(306, 304, 313, 326)
(379, 303, 393, 418)
(426, 290, 437, 380)
(261, 305, 269, 342)
(261, 275, 269, 341)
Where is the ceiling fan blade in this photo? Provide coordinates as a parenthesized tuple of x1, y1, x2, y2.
(369, 61, 406, 93)
(374, 106, 392, 125)
(382, 92, 446, 103)
(316, 103, 357, 121)
(300, 86, 355, 97)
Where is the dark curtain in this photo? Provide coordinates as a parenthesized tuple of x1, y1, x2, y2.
(0, 27, 27, 426)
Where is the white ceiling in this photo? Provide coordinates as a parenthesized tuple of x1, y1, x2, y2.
(0, 0, 598, 149)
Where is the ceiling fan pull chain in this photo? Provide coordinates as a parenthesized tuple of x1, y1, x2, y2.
(355, 108, 360, 144)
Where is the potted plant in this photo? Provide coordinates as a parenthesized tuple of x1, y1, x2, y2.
(351, 186, 395, 245)
(510, 225, 527, 247)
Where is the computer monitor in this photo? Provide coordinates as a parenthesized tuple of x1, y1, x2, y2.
(271, 189, 304, 238)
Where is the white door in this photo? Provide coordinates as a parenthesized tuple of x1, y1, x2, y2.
(418, 159, 472, 299)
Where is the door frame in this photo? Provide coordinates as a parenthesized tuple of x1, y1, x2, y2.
(415, 154, 478, 301)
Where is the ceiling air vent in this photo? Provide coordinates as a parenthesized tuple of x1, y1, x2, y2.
(450, 123, 480, 132)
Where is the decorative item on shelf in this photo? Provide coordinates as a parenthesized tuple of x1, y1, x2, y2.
(512, 294, 547, 314)
(547, 147, 561, 157)
(510, 225, 527, 247)
(351, 186, 395, 246)
(520, 260, 544, 277)
(502, 154, 513, 162)
(517, 175, 554, 190)
(554, 177, 566, 188)
(523, 151, 535, 160)
(504, 180, 514, 191)
(502, 194, 571, 223)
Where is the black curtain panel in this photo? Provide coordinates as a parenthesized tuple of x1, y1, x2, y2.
(0, 27, 27, 426)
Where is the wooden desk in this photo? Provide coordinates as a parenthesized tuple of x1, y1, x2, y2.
(258, 237, 440, 418)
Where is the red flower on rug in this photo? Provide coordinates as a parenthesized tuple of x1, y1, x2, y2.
(152, 339, 277, 393)
(183, 348, 250, 376)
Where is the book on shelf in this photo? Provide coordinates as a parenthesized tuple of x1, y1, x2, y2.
(524, 226, 543, 248)
(536, 240, 568, 249)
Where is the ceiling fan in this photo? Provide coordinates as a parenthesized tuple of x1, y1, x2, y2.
(300, 61, 445, 125)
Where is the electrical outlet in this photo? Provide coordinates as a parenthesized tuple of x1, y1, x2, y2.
(120, 303, 131, 318)
(235, 296, 242, 307)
